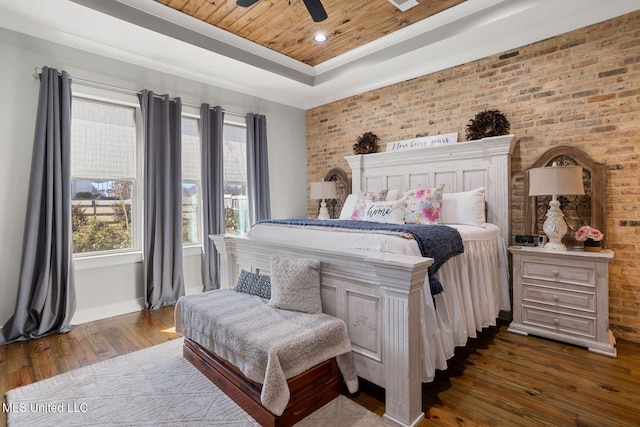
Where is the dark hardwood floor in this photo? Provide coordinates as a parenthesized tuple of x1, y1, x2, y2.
(352, 325, 640, 427)
(2, 307, 640, 427)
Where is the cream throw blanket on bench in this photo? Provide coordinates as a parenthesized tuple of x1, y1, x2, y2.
(175, 290, 359, 415)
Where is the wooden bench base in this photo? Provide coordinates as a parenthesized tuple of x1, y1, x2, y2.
(183, 338, 344, 427)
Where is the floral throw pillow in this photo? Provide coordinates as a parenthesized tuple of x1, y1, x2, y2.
(404, 184, 445, 224)
(350, 190, 389, 220)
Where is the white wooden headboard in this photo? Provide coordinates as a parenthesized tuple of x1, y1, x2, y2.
(345, 135, 516, 246)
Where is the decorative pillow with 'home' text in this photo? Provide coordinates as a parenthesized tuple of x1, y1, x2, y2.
(362, 200, 405, 224)
(350, 190, 389, 220)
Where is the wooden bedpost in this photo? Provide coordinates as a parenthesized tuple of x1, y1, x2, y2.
(370, 255, 430, 427)
(210, 234, 241, 289)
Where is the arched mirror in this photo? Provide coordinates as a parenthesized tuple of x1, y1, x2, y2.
(322, 168, 351, 219)
(525, 146, 605, 248)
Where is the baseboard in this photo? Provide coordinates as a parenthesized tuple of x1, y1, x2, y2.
(71, 287, 203, 325)
(185, 286, 203, 296)
(71, 298, 145, 325)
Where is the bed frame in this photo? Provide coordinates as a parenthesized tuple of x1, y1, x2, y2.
(212, 135, 515, 427)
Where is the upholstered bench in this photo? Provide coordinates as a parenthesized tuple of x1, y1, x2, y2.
(175, 255, 358, 427)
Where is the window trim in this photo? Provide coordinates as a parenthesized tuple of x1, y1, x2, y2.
(74, 251, 143, 270)
(74, 246, 202, 270)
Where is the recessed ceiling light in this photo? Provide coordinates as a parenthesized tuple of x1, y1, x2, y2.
(313, 33, 327, 42)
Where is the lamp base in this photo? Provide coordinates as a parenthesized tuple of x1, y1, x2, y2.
(543, 241, 567, 251)
(542, 197, 568, 251)
(317, 200, 330, 220)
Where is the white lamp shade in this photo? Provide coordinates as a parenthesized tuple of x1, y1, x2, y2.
(310, 181, 337, 200)
(528, 165, 585, 196)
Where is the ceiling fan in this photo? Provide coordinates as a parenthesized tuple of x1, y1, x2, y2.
(236, 0, 328, 23)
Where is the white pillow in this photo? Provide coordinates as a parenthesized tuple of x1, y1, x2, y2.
(268, 254, 322, 314)
(339, 194, 357, 220)
(385, 189, 400, 201)
(362, 200, 405, 224)
(440, 187, 486, 227)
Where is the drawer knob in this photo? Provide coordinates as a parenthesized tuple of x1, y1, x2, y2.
(552, 269, 559, 276)
(552, 295, 560, 301)
(553, 318, 560, 325)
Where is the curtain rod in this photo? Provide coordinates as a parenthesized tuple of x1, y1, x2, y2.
(32, 67, 247, 118)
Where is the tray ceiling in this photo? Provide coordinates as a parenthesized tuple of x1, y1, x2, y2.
(154, 0, 465, 66)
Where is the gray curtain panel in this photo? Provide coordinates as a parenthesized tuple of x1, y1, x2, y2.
(138, 90, 185, 310)
(246, 113, 271, 224)
(200, 104, 224, 291)
(1, 67, 76, 346)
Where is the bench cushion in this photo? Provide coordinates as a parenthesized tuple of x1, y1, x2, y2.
(175, 289, 358, 415)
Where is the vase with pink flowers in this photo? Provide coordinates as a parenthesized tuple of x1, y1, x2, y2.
(575, 225, 604, 252)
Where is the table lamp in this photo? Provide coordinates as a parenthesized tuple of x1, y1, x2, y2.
(528, 162, 585, 251)
(310, 181, 336, 220)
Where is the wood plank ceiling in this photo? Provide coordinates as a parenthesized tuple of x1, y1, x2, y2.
(154, 0, 465, 66)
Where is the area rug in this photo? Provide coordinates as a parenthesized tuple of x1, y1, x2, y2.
(5, 338, 392, 426)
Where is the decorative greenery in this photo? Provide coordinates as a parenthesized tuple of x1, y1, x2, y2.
(465, 110, 511, 141)
(353, 131, 380, 155)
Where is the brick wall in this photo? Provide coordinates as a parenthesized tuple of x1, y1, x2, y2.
(306, 11, 640, 343)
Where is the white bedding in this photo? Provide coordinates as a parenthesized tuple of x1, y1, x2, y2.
(248, 222, 509, 382)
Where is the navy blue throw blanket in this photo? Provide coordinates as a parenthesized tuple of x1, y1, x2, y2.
(257, 219, 464, 295)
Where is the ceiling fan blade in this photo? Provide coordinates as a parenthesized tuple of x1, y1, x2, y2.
(302, 0, 328, 22)
(236, 0, 259, 7)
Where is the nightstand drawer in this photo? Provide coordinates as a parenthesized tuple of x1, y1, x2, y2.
(522, 306, 596, 339)
(522, 258, 594, 286)
(523, 284, 595, 313)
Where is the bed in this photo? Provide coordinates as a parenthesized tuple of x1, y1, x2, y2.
(212, 135, 515, 427)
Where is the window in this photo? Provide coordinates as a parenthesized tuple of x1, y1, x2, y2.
(70, 94, 249, 256)
(223, 122, 249, 235)
(182, 116, 201, 245)
(71, 97, 137, 255)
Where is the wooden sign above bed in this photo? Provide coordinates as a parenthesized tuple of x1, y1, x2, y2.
(385, 132, 458, 152)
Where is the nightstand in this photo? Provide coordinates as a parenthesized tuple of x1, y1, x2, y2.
(508, 246, 616, 357)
